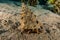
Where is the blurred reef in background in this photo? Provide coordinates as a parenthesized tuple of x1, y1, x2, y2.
(0, 0, 60, 14)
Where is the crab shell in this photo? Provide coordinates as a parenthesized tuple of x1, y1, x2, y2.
(18, 3, 43, 33)
(18, 12, 43, 33)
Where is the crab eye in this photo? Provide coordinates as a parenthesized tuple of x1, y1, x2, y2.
(21, 17, 23, 19)
(40, 26, 43, 29)
(36, 20, 38, 24)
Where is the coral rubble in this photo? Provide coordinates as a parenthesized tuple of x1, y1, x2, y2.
(21, 0, 38, 6)
(48, 0, 60, 14)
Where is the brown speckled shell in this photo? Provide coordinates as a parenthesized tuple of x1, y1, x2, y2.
(18, 3, 43, 33)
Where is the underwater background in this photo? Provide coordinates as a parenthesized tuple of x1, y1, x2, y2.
(0, 0, 60, 40)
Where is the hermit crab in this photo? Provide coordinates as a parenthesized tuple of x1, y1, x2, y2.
(18, 3, 43, 33)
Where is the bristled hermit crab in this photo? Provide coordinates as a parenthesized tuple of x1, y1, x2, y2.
(18, 3, 43, 33)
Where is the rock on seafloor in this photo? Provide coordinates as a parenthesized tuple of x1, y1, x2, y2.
(0, 3, 60, 40)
